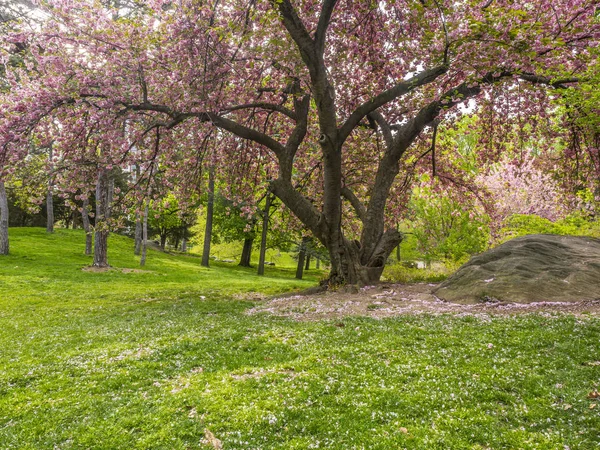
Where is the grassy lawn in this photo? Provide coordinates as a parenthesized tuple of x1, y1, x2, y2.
(0, 228, 599, 449)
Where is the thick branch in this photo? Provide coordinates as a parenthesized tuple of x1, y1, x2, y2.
(367, 110, 393, 149)
(518, 73, 579, 89)
(339, 64, 448, 144)
(271, 178, 327, 243)
(280, 94, 311, 179)
(221, 102, 297, 120)
(207, 113, 286, 157)
(315, 0, 338, 54)
(341, 186, 366, 222)
(274, 0, 316, 69)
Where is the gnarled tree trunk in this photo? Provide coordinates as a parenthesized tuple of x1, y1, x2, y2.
(0, 181, 9, 255)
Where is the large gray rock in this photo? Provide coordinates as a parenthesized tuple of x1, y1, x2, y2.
(433, 234, 600, 304)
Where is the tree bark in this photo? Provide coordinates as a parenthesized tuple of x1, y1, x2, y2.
(92, 170, 113, 268)
(257, 193, 272, 276)
(81, 198, 92, 256)
(295, 236, 309, 280)
(46, 146, 54, 233)
(0, 181, 9, 255)
(181, 225, 188, 252)
(201, 166, 215, 267)
(140, 201, 149, 267)
(239, 237, 253, 267)
(134, 213, 142, 255)
(305, 254, 310, 271)
(160, 232, 167, 250)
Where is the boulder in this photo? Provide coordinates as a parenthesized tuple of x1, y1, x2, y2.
(433, 234, 600, 304)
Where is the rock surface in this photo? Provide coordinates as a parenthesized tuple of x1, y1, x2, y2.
(433, 234, 600, 304)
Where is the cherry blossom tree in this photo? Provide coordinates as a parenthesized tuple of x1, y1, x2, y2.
(1, 0, 598, 282)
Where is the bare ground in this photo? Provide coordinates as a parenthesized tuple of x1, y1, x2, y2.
(246, 283, 600, 321)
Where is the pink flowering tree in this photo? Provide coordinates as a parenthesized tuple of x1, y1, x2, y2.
(477, 153, 571, 234)
(1, 0, 598, 283)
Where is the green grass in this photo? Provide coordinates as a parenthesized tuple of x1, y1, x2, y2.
(1, 228, 599, 449)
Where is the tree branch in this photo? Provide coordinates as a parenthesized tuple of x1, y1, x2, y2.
(341, 186, 366, 222)
(367, 110, 393, 149)
(271, 177, 328, 243)
(315, 0, 338, 54)
(273, 0, 316, 69)
(221, 102, 297, 120)
(206, 113, 286, 157)
(339, 64, 448, 144)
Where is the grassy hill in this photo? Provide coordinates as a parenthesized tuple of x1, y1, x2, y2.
(0, 228, 599, 449)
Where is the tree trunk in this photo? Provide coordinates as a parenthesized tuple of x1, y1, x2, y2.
(134, 213, 142, 255)
(305, 254, 311, 271)
(181, 225, 188, 252)
(92, 170, 113, 268)
(46, 189, 54, 233)
(81, 198, 92, 256)
(316, 257, 320, 269)
(396, 243, 401, 262)
(160, 232, 167, 250)
(201, 166, 215, 267)
(140, 202, 149, 267)
(46, 147, 54, 233)
(239, 237, 253, 267)
(295, 236, 309, 280)
(0, 181, 9, 255)
(257, 193, 272, 276)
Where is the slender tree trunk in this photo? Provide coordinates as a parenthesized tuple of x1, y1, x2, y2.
(305, 254, 311, 271)
(316, 257, 320, 269)
(140, 202, 149, 267)
(396, 244, 401, 262)
(0, 181, 9, 255)
(295, 236, 309, 280)
(45, 189, 54, 233)
(201, 166, 215, 267)
(81, 198, 92, 256)
(134, 213, 142, 255)
(72, 209, 79, 229)
(46, 147, 54, 233)
(239, 237, 254, 267)
(160, 232, 167, 250)
(92, 170, 113, 268)
(181, 225, 188, 252)
(257, 193, 272, 276)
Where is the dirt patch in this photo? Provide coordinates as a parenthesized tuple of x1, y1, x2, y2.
(81, 266, 153, 274)
(81, 266, 112, 273)
(233, 292, 269, 301)
(247, 283, 600, 320)
(121, 268, 153, 274)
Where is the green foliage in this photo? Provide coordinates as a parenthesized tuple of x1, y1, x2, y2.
(382, 264, 455, 283)
(408, 183, 490, 262)
(1, 228, 599, 449)
(500, 213, 600, 242)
